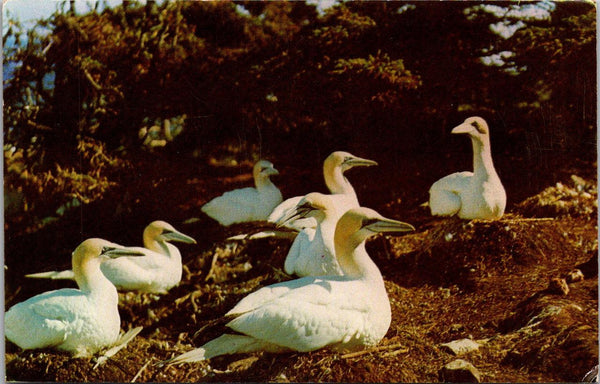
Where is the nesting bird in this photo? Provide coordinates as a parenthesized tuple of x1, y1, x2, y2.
(26, 221, 196, 293)
(268, 151, 377, 231)
(167, 207, 414, 363)
(201, 160, 282, 226)
(429, 117, 506, 220)
(277, 192, 343, 277)
(6, 239, 144, 357)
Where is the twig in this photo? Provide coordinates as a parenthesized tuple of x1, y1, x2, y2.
(381, 348, 410, 357)
(26, 120, 53, 131)
(204, 251, 220, 282)
(6, 285, 22, 305)
(340, 342, 408, 359)
(498, 217, 554, 223)
(42, 39, 54, 55)
(131, 359, 151, 383)
(470, 217, 554, 225)
(82, 69, 124, 99)
(174, 290, 201, 312)
(83, 69, 103, 91)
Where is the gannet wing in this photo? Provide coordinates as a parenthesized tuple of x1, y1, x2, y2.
(430, 171, 473, 193)
(428, 171, 471, 216)
(225, 277, 315, 316)
(226, 279, 365, 352)
(268, 196, 303, 222)
(284, 228, 315, 276)
(102, 246, 165, 271)
(26, 289, 85, 320)
(99, 251, 163, 291)
(5, 289, 83, 349)
(202, 187, 265, 225)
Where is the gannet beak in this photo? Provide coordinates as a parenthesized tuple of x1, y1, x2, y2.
(268, 166, 280, 176)
(366, 217, 415, 234)
(451, 122, 473, 135)
(162, 230, 197, 244)
(276, 202, 314, 227)
(345, 156, 378, 168)
(102, 246, 145, 259)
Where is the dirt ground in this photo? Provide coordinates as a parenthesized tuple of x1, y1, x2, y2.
(4, 150, 598, 382)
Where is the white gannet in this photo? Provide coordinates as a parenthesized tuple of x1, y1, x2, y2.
(201, 160, 283, 226)
(166, 207, 414, 363)
(277, 192, 343, 277)
(428, 116, 506, 220)
(268, 151, 377, 231)
(26, 221, 197, 293)
(5, 239, 145, 357)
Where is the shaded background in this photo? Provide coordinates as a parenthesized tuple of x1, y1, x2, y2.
(3, 0, 596, 297)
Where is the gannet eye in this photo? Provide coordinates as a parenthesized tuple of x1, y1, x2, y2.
(343, 156, 353, 163)
(299, 202, 316, 213)
(472, 120, 485, 134)
(101, 246, 115, 254)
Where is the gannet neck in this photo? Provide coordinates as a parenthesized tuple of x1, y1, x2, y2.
(471, 135, 496, 178)
(72, 239, 145, 295)
(323, 159, 355, 196)
(323, 151, 377, 196)
(73, 255, 113, 295)
(143, 222, 166, 253)
(318, 207, 338, 250)
(148, 239, 176, 259)
(143, 232, 173, 257)
(255, 174, 277, 191)
(337, 241, 383, 281)
(144, 234, 167, 254)
(334, 208, 414, 280)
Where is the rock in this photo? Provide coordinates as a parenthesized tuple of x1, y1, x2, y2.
(440, 338, 480, 355)
(549, 277, 569, 295)
(440, 359, 482, 382)
(565, 269, 584, 283)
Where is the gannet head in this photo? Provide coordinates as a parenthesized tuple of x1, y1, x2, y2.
(451, 116, 490, 145)
(335, 207, 415, 250)
(73, 238, 143, 272)
(326, 151, 378, 173)
(145, 221, 197, 245)
(253, 160, 279, 180)
(276, 192, 334, 227)
(74, 238, 145, 262)
(72, 238, 145, 292)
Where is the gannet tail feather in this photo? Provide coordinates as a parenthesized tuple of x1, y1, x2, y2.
(227, 230, 298, 241)
(25, 270, 76, 280)
(167, 334, 283, 364)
